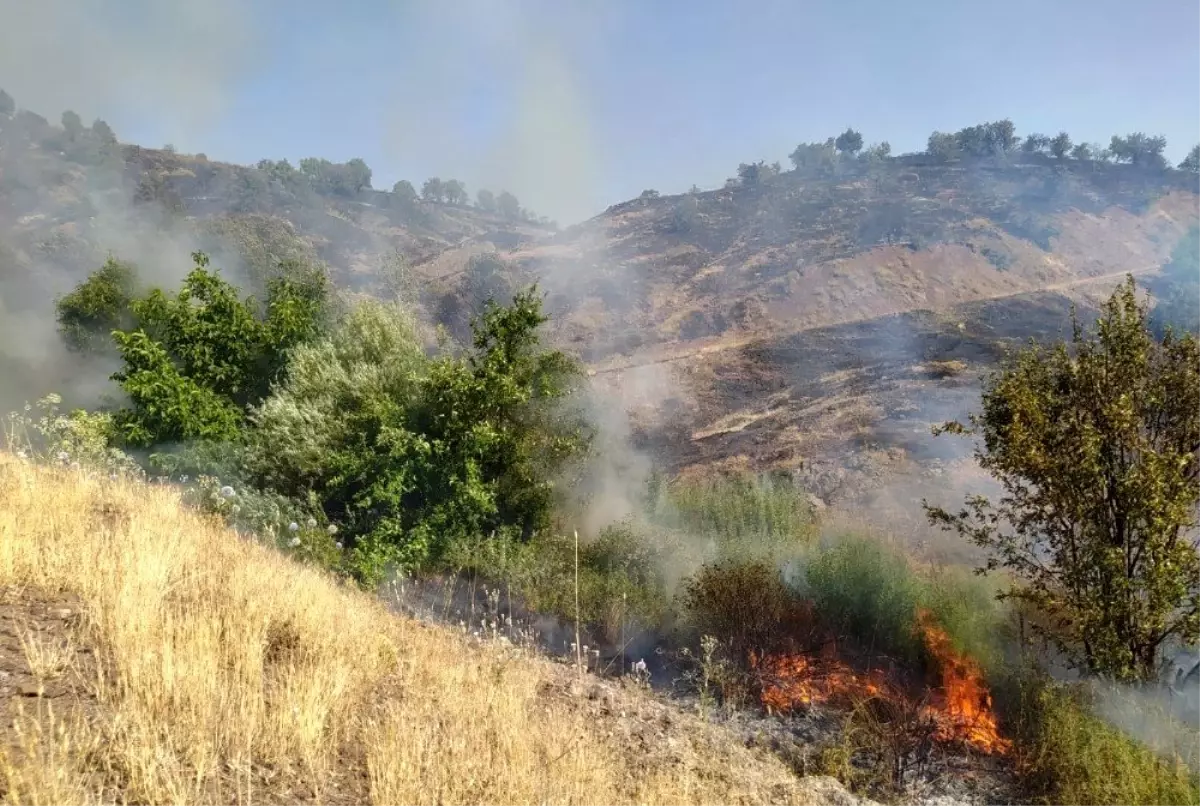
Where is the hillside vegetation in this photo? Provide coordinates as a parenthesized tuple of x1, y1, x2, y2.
(2, 91, 1199, 805)
(0, 456, 861, 806)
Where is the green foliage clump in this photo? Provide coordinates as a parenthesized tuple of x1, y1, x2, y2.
(55, 257, 139, 353)
(248, 287, 591, 580)
(800, 533, 1005, 671)
(682, 559, 814, 659)
(445, 523, 669, 641)
(4, 393, 142, 479)
(106, 252, 329, 447)
(1007, 674, 1200, 805)
(927, 277, 1200, 681)
(650, 472, 818, 561)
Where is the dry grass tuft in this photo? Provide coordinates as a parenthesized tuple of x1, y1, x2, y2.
(0, 456, 850, 805)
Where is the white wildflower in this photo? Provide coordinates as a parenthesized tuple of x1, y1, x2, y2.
(327, 524, 338, 535)
(335, 542, 343, 550)
(288, 536, 301, 548)
(288, 522, 299, 533)
(220, 485, 236, 498)
(306, 517, 317, 529)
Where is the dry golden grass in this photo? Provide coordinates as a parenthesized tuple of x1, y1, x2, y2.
(0, 456, 852, 805)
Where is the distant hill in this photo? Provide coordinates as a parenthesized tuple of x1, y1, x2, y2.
(2, 99, 1197, 501)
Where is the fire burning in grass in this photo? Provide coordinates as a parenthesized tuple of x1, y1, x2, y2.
(750, 608, 1011, 756)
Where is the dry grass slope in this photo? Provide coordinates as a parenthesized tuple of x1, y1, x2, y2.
(0, 456, 861, 806)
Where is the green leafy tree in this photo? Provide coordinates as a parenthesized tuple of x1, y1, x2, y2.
(862, 141, 891, 163)
(834, 127, 864, 156)
(1050, 131, 1072, 159)
(0, 89, 13, 118)
(422, 177, 446, 203)
(788, 139, 838, 172)
(476, 188, 497, 212)
(87, 252, 328, 447)
(1179, 144, 1200, 173)
(344, 158, 372, 193)
(990, 119, 1018, 153)
(248, 289, 592, 580)
(110, 330, 244, 446)
(55, 257, 140, 353)
(497, 190, 521, 219)
(1022, 133, 1050, 154)
(927, 131, 958, 161)
(1070, 142, 1094, 161)
(926, 277, 1200, 681)
(91, 118, 116, 144)
(736, 160, 779, 186)
(443, 179, 468, 206)
(391, 179, 419, 205)
(60, 110, 83, 139)
(1109, 133, 1168, 168)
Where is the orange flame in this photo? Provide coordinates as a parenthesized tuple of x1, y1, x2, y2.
(748, 610, 1011, 756)
(915, 608, 1012, 755)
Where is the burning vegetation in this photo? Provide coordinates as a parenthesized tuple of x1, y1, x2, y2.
(750, 608, 1011, 757)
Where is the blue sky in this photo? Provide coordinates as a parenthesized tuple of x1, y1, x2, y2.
(3, 0, 1198, 223)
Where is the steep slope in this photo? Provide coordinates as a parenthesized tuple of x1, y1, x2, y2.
(0, 455, 865, 805)
(510, 157, 1197, 365)
(2, 103, 1197, 497)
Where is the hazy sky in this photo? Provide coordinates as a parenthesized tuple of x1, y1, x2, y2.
(1, 0, 1197, 223)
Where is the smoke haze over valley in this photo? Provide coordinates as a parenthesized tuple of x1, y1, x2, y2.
(0, 3, 1198, 804)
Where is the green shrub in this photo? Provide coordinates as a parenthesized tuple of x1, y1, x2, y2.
(55, 257, 139, 353)
(443, 523, 670, 641)
(1008, 673, 1200, 805)
(799, 533, 1007, 671)
(651, 472, 818, 561)
(682, 559, 815, 659)
(248, 287, 592, 581)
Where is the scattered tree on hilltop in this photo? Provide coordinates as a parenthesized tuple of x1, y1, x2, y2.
(91, 118, 116, 144)
(497, 190, 521, 220)
(861, 141, 891, 163)
(422, 177, 445, 203)
(0, 89, 13, 118)
(1022, 133, 1050, 155)
(736, 161, 781, 187)
(927, 277, 1200, 681)
(927, 131, 958, 161)
(1070, 142, 1093, 161)
(1109, 133, 1168, 168)
(298, 157, 372, 196)
(60, 110, 83, 140)
(788, 139, 838, 173)
(475, 188, 497, 212)
(834, 127, 864, 156)
(1180, 145, 1200, 173)
(392, 179, 419, 205)
(1050, 131, 1072, 160)
(443, 179, 468, 206)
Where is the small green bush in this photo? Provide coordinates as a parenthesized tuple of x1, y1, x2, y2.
(1008, 673, 1200, 805)
(443, 524, 670, 642)
(681, 559, 815, 659)
(650, 472, 818, 561)
(799, 533, 1007, 671)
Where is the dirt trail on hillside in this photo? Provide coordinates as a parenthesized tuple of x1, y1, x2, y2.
(588, 264, 1159, 378)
